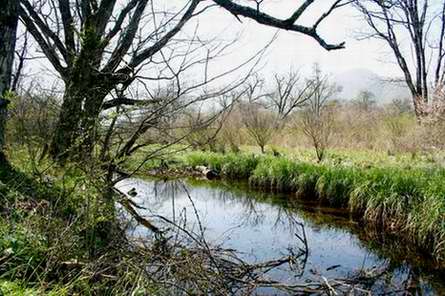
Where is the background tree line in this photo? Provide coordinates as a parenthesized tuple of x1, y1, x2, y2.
(1, 0, 444, 170)
(184, 64, 445, 162)
(0, 0, 351, 166)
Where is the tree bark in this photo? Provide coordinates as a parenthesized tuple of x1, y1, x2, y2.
(0, 0, 19, 161)
(48, 22, 106, 161)
(49, 81, 110, 161)
(48, 86, 84, 160)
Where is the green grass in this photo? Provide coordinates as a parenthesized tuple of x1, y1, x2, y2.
(0, 280, 66, 295)
(184, 151, 259, 179)
(165, 150, 445, 261)
(242, 145, 445, 169)
(0, 150, 126, 295)
(3, 143, 444, 293)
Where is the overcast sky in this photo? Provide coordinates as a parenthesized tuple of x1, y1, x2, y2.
(185, 0, 405, 78)
(26, 0, 444, 94)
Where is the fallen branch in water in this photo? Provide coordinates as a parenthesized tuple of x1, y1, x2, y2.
(114, 179, 405, 295)
(114, 187, 161, 233)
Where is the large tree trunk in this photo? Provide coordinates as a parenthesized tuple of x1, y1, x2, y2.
(49, 27, 106, 161)
(0, 0, 19, 162)
(49, 84, 108, 162)
(49, 84, 112, 161)
(48, 85, 84, 160)
(78, 88, 110, 159)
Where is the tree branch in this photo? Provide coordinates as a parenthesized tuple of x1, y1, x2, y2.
(20, 0, 69, 63)
(286, 0, 315, 25)
(125, 0, 200, 70)
(94, 0, 117, 36)
(104, 0, 140, 42)
(102, 0, 149, 73)
(102, 97, 160, 110)
(212, 0, 346, 50)
(58, 0, 76, 64)
(18, 6, 67, 77)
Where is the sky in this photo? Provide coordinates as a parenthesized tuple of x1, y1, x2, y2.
(24, 0, 436, 96)
(185, 0, 405, 78)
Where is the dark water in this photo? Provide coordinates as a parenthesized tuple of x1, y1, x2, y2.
(116, 178, 445, 295)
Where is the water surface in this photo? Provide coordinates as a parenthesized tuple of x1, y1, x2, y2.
(116, 178, 445, 295)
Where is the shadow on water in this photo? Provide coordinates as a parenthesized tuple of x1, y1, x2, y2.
(116, 177, 445, 295)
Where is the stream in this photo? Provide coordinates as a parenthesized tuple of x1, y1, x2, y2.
(116, 177, 445, 295)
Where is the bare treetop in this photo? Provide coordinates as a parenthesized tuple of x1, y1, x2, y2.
(354, 0, 445, 119)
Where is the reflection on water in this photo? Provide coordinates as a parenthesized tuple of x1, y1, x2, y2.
(116, 178, 445, 295)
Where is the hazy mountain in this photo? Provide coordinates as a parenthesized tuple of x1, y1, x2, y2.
(333, 68, 410, 103)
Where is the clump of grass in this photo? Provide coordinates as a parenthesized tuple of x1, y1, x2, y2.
(0, 280, 69, 296)
(184, 151, 259, 179)
(348, 168, 445, 260)
(315, 166, 359, 207)
(287, 163, 320, 198)
(183, 151, 225, 172)
(220, 153, 259, 179)
(249, 156, 297, 191)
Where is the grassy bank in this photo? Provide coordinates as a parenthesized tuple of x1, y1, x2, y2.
(2, 146, 444, 294)
(145, 150, 445, 262)
(0, 150, 155, 295)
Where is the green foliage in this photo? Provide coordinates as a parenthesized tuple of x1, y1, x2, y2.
(0, 280, 69, 295)
(0, 150, 123, 295)
(315, 166, 359, 207)
(249, 156, 299, 191)
(0, 223, 48, 279)
(184, 151, 260, 179)
(220, 153, 259, 179)
(2, 90, 17, 110)
(184, 151, 225, 171)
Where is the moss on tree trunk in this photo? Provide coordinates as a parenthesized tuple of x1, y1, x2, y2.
(0, 0, 18, 161)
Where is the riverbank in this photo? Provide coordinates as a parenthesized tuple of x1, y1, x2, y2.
(2, 146, 445, 294)
(130, 150, 445, 263)
(0, 152, 155, 295)
(2, 155, 397, 295)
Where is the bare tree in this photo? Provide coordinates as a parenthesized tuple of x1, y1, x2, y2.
(11, 31, 29, 93)
(355, 0, 445, 119)
(300, 64, 339, 162)
(240, 77, 279, 153)
(307, 64, 340, 117)
(0, 0, 19, 161)
(100, 52, 260, 188)
(353, 89, 376, 112)
(267, 70, 313, 120)
(301, 107, 335, 163)
(242, 103, 279, 154)
(181, 105, 230, 153)
(19, 0, 204, 159)
(18, 0, 350, 161)
(219, 105, 244, 153)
